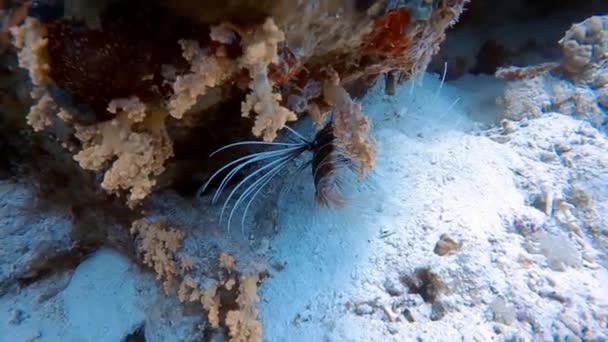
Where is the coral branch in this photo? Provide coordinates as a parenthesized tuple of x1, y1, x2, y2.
(74, 97, 173, 207)
(10, 17, 50, 86)
(240, 18, 297, 142)
(130, 218, 184, 294)
(168, 40, 237, 119)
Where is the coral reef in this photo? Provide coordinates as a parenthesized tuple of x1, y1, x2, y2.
(225, 275, 262, 342)
(73, 97, 173, 207)
(6, 0, 466, 206)
(497, 15, 608, 129)
(428, 0, 608, 80)
(0, 0, 468, 338)
(10, 17, 49, 86)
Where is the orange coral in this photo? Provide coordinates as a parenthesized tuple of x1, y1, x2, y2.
(364, 8, 411, 57)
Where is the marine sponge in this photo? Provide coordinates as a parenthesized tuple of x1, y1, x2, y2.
(559, 15, 608, 75)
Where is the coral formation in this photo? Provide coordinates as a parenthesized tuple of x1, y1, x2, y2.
(130, 218, 185, 293)
(498, 15, 608, 129)
(176, 253, 262, 341)
(73, 97, 173, 207)
(168, 39, 237, 120)
(240, 18, 297, 142)
(225, 275, 262, 342)
(1, 1, 469, 337)
(10, 17, 49, 86)
(26, 87, 56, 131)
(7, 0, 467, 207)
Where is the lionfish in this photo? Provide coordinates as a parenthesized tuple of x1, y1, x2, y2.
(197, 119, 356, 234)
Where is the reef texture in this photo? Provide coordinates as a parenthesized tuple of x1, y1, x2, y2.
(497, 15, 608, 131)
(4, 0, 466, 207)
(0, 1, 467, 340)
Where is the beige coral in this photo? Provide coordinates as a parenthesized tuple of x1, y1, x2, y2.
(25, 87, 76, 131)
(26, 87, 56, 131)
(74, 97, 172, 207)
(11, 17, 51, 86)
(178, 279, 222, 328)
(168, 40, 237, 119)
(497, 15, 608, 126)
(225, 275, 262, 342)
(130, 218, 185, 294)
(202, 285, 221, 328)
(108, 96, 148, 122)
(219, 252, 236, 270)
(240, 18, 297, 142)
(176, 253, 261, 338)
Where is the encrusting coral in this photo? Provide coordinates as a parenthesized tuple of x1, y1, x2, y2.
(224, 274, 262, 342)
(26, 87, 56, 131)
(2, 1, 469, 338)
(169, 18, 298, 142)
(177, 253, 262, 341)
(497, 15, 608, 129)
(559, 15, 608, 77)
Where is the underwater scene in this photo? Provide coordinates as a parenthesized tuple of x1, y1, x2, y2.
(0, 1, 607, 341)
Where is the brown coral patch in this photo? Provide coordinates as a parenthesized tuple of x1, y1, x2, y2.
(44, 1, 228, 118)
(363, 8, 411, 57)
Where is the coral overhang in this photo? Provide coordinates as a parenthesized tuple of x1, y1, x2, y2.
(7, 0, 466, 204)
